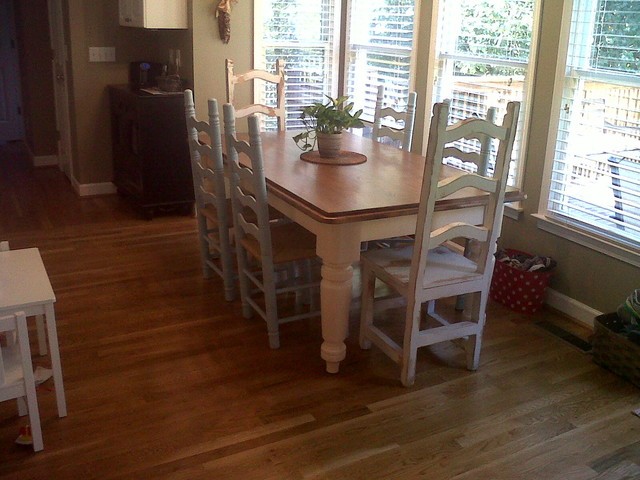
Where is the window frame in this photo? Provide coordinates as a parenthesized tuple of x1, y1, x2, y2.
(428, 0, 543, 191)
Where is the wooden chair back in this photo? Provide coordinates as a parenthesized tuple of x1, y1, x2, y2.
(184, 90, 235, 300)
(409, 101, 520, 299)
(222, 104, 275, 273)
(442, 100, 499, 176)
(225, 58, 286, 131)
(372, 85, 417, 151)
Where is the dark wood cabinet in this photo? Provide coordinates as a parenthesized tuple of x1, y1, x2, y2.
(108, 85, 193, 218)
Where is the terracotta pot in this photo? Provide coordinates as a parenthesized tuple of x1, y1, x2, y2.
(316, 132, 342, 158)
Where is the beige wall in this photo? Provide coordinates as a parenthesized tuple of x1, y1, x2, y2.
(192, 0, 253, 124)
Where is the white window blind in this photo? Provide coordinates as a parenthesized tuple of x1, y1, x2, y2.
(344, 0, 416, 125)
(432, 0, 537, 183)
(255, 0, 340, 130)
(547, 0, 640, 249)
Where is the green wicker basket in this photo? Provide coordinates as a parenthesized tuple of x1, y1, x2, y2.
(592, 312, 640, 388)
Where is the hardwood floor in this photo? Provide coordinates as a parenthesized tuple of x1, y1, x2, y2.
(1, 142, 639, 479)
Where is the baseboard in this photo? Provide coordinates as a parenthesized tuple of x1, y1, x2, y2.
(32, 154, 59, 167)
(75, 181, 117, 197)
(544, 288, 602, 328)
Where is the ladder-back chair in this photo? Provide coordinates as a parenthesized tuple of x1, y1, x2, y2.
(359, 101, 520, 386)
(225, 58, 286, 131)
(223, 104, 320, 349)
(372, 85, 417, 151)
(184, 90, 235, 301)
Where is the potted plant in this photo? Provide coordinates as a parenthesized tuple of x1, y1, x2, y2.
(293, 95, 364, 158)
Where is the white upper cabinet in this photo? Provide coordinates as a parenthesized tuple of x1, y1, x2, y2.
(119, 0, 188, 29)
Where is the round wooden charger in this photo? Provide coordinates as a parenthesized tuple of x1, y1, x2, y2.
(300, 151, 367, 166)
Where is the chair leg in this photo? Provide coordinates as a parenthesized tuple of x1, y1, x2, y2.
(359, 263, 376, 350)
(17, 397, 27, 416)
(262, 263, 280, 349)
(400, 300, 422, 387)
(465, 291, 487, 371)
(236, 248, 254, 319)
(197, 214, 213, 278)
(218, 225, 236, 302)
(35, 315, 47, 356)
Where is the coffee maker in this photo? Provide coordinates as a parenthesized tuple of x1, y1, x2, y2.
(129, 61, 163, 89)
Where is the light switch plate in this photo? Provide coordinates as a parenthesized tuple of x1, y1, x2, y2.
(89, 47, 116, 62)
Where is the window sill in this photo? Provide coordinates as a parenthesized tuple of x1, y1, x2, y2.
(533, 214, 640, 268)
(504, 203, 523, 221)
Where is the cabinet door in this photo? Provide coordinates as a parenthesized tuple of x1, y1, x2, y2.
(119, 0, 143, 27)
(120, 0, 187, 29)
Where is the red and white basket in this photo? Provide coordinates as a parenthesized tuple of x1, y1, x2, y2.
(489, 249, 554, 314)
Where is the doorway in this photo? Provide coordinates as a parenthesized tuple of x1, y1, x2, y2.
(0, 0, 25, 144)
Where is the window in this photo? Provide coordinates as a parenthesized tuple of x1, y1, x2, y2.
(254, 0, 341, 130)
(255, 0, 416, 130)
(544, 0, 640, 250)
(344, 0, 416, 124)
(432, 0, 539, 183)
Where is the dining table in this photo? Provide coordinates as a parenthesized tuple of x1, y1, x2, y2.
(245, 130, 523, 374)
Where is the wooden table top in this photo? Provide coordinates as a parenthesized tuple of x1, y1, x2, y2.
(255, 131, 524, 224)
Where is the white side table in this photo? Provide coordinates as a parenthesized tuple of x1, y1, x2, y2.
(0, 248, 67, 417)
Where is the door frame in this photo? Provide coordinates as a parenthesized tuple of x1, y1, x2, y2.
(47, 0, 74, 180)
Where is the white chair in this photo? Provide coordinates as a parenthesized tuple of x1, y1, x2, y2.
(359, 100, 520, 386)
(225, 58, 286, 131)
(367, 86, 417, 249)
(223, 104, 320, 349)
(184, 90, 236, 301)
(372, 85, 417, 151)
(0, 311, 44, 452)
(0, 242, 48, 355)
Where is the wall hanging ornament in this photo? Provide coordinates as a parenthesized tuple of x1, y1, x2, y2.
(216, 0, 237, 44)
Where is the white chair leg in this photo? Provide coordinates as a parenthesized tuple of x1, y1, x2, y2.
(25, 384, 44, 452)
(197, 214, 213, 279)
(359, 264, 376, 350)
(17, 397, 27, 416)
(36, 314, 48, 356)
(400, 301, 421, 387)
(465, 291, 486, 371)
(263, 266, 280, 349)
(236, 250, 253, 319)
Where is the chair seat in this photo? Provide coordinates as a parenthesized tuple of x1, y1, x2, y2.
(201, 199, 287, 227)
(362, 244, 482, 291)
(240, 222, 316, 264)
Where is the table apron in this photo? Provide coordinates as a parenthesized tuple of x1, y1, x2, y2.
(0, 303, 48, 318)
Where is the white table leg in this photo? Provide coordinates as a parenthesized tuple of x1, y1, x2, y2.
(35, 314, 48, 355)
(44, 303, 67, 417)
(316, 227, 361, 373)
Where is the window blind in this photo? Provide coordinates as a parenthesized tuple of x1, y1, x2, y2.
(547, 0, 640, 248)
(255, 0, 340, 130)
(432, 0, 537, 183)
(344, 0, 416, 125)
